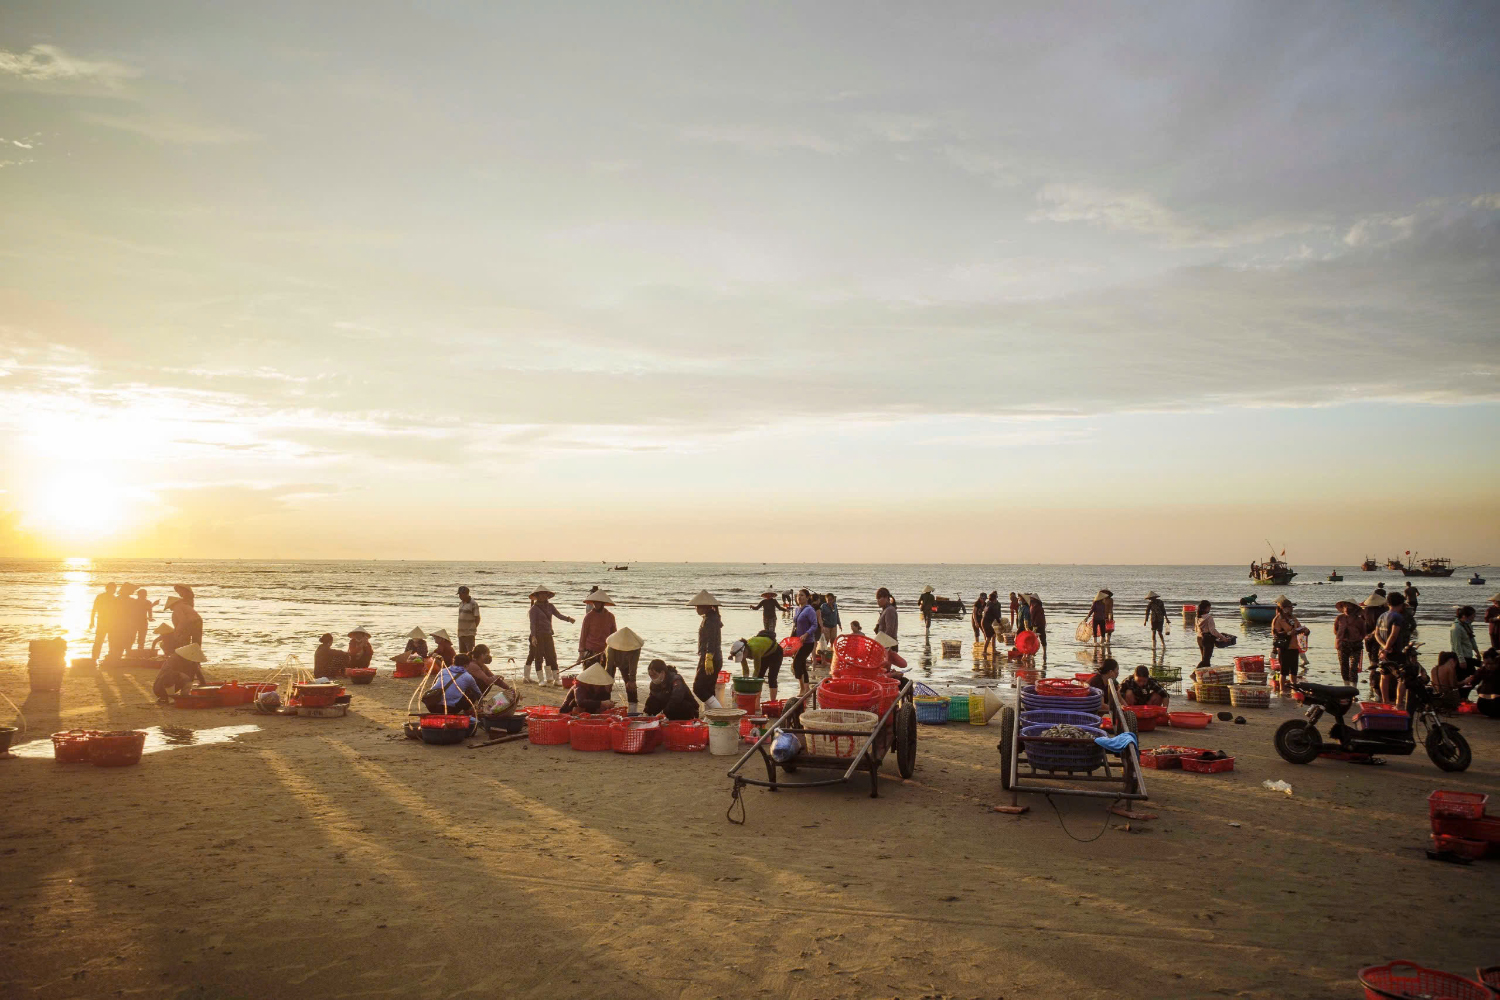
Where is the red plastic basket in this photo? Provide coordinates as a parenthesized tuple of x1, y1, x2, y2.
(817, 676, 881, 712)
(527, 713, 571, 745)
(1428, 789, 1489, 821)
(610, 716, 664, 754)
(88, 730, 147, 767)
(1168, 711, 1212, 729)
(419, 714, 472, 729)
(346, 667, 376, 685)
(1014, 630, 1040, 655)
(662, 720, 709, 752)
(1359, 961, 1494, 1000)
(1431, 834, 1492, 860)
(1035, 679, 1091, 698)
(762, 699, 787, 719)
(568, 715, 615, 751)
(217, 682, 256, 706)
(831, 633, 887, 675)
(1180, 753, 1234, 774)
(1140, 748, 1188, 770)
(1430, 816, 1500, 842)
(51, 730, 102, 763)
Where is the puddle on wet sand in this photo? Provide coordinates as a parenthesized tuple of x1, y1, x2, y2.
(5, 724, 261, 759)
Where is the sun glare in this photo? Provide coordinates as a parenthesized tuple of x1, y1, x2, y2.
(13, 408, 153, 545)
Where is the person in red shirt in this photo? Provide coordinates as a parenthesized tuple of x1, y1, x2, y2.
(578, 591, 617, 671)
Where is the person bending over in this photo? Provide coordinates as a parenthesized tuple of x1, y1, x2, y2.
(1120, 665, 1170, 707)
(1088, 658, 1120, 695)
(644, 660, 699, 720)
(423, 659, 482, 715)
(731, 631, 785, 703)
(560, 663, 616, 715)
(153, 643, 208, 704)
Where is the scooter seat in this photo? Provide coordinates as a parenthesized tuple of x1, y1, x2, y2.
(1299, 682, 1359, 701)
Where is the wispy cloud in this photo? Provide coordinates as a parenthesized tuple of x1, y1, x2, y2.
(77, 110, 255, 145)
(0, 44, 137, 88)
(1030, 182, 1322, 249)
(678, 122, 844, 154)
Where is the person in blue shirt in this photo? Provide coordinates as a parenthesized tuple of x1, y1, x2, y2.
(790, 589, 820, 696)
(819, 593, 841, 651)
(424, 658, 482, 715)
(1374, 592, 1413, 704)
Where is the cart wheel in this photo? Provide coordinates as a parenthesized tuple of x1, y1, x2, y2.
(894, 703, 916, 779)
(997, 705, 1016, 791)
(1122, 710, 1138, 736)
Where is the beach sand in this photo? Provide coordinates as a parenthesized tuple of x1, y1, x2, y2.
(2, 660, 1498, 1000)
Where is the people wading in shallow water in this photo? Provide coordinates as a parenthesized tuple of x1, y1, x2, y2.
(1143, 591, 1167, 654)
(971, 593, 986, 643)
(1028, 593, 1047, 659)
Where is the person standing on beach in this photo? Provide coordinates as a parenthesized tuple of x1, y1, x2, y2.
(1402, 582, 1419, 622)
(1270, 596, 1308, 690)
(689, 590, 725, 707)
(971, 593, 986, 642)
(107, 583, 138, 661)
(456, 586, 481, 654)
(1009, 592, 1020, 629)
(918, 587, 936, 631)
(982, 590, 1004, 659)
(1017, 592, 1032, 631)
(752, 590, 781, 639)
(789, 589, 820, 696)
(1333, 601, 1365, 685)
(527, 587, 574, 686)
(1143, 591, 1168, 654)
(1375, 592, 1414, 703)
(578, 591, 617, 671)
(875, 587, 898, 652)
(1360, 591, 1387, 689)
(1487, 594, 1500, 651)
(1450, 606, 1480, 678)
(820, 592, 841, 649)
(1088, 590, 1110, 648)
(1027, 594, 1047, 657)
(129, 588, 153, 650)
(89, 583, 117, 661)
(1194, 600, 1225, 671)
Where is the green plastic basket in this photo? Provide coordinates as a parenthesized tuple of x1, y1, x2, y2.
(947, 695, 971, 722)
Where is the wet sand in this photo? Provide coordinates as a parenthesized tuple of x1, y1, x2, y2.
(2, 659, 1498, 1000)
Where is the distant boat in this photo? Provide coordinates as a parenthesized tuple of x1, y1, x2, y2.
(1239, 597, 1276, 624)
(1470, 573, 1486, 585)
(931, 595, 965, 617)
(611, 565, 629, 571)
(1360, 556, 1377, 571)
(1403, 556, 1454, 578)
(1385, 556, 1406, 572)
(1327, 570, 1343, 582)
(1250, 556, 1297, 585)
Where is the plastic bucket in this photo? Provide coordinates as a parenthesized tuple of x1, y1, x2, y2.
(732, 691, 761, 713)
(732, 676, 765, 695)
(707, 718, 742, 755)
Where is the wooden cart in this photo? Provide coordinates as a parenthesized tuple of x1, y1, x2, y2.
(995, 678, 1148, 811)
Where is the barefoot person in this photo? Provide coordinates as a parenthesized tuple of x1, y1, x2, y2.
(1143, 591, 1168, 654)
(456, 586, 481, 654)
(1333, 601, 1365, 685)
(1120, 664, 1170, 707)
(89, 583, 117, 661)
(1194, 600, 1226, 671)
(751, 589, 782, 639)
(1271, 597, 1308, 690)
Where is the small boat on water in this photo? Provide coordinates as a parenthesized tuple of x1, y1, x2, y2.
(1239, 596, 1276, 624)
(1360, 556, 1378, 572)
(1402, 555, 1454, 578)
(1471, 573, 1487, 585)
(1385, 556, 1406, 572)
(1327, 570, 1343, 582)
(931, 595, 965, 617)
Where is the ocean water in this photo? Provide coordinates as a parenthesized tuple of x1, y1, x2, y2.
(0, 559, 1491, 689)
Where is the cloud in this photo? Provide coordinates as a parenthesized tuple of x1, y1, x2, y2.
(77, 111, 256, 145)
(1029, 182, 1323, 249)
(677, 123, 844, 154)
(0, 44, 137, 88)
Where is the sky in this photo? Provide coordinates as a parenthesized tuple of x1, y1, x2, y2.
(0, 1, 1497, 563)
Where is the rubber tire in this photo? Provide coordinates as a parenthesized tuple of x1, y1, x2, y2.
(1122, 710, 1139, 735)
(1274, 719, 1322, 765)
(894, 704, 916, 779)
(997, 706, 1016, 791)
(1426, 724, 1472, 772)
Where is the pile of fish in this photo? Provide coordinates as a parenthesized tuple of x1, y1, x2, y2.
(1039, 724, 1094, 739)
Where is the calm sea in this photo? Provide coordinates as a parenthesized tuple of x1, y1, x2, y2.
(0, 560, 1491, 688)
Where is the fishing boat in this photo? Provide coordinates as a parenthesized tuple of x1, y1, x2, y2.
(1239, 596, 1276, 624)
(1385, 556, 1406, 572)
(1327, 570, 1343, 582)
(1249, 550, 1297, 585)
(931, 595, 965, 617)
(1360, 556, 1378, 572)
(1470, 572, 1487, 586)
(1403, 555, 1454, 578)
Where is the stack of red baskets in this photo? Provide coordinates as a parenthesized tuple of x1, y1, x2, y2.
(831, 633, 887, 677)
(817, 676, 881, 712)
(1428, 790, 1497, 860)
(662, 720, 708, 751)
(526, 705, 571, 745)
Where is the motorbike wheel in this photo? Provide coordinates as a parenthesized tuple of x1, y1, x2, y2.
(1273, 719, 1322, 765)
(1425, 724, 1472, 773)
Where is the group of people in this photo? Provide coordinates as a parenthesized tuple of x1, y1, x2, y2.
(88, 583, 156, 660)
(967, 591, 1049, 657)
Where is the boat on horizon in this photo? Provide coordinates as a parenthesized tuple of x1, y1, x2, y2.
(1360, 556, 1377, 571)
(1250, 547, 1296, 585)
(1470, 572, 1487, 585)
(1327, 570, 1343, 582)
(1403, 555, 1454, 578)
(1386, 556, 1406, 572)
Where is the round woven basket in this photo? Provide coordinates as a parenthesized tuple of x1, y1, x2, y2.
(799, 708, 878, 757)
(1228, 684, 1271, 708)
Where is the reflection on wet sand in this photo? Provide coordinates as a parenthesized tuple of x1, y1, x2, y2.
(6, 723, 260, 759)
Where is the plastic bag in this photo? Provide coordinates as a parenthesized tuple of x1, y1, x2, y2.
(1262, 779, 1293, 795)
(481, 688, 511, 715)
(770, 730, 802, 762)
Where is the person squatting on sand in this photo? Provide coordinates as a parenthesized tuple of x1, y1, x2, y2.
(688, 590, 724, 707)
(153, 643, 208, 703)
(560, 662, 616, 714)
(644, 659, 699, 720)
(430, 628, 457, 668)
(526, 586, 574, 686)
(1120, 664, 1170, 707)
(603, 627, 645, 713)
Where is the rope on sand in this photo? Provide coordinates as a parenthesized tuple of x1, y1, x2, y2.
(1044, 793, 1118, 843)
(0, 688, 26, 735)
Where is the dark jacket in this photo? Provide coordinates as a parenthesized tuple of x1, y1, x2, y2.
(563, 682, 613, 715)
(644, 671, 698, 720)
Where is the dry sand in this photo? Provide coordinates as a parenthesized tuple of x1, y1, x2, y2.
(2, 660, 1498, 1000)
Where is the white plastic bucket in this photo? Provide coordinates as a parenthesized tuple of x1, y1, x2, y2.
(707, 719, 740, 755)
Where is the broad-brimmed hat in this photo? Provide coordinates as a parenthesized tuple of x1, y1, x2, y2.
(1145, 590, 1160, 600)
(583, 590, 615, 606)
(153, 623, 173, 636)
(1361, 592, 1387, 608)
(163, 595, 182, 611)
(1335, 600, 1356, 612)
(577, 663, 613, 687)
(174, 643, 207, 663)
(606, 627, 643, 652)
(407, 627, 425, 640)
(348, 628, 370, 638)
(1095, 590, 1109, 601)
(430, 628, 452, 641)
(529, 586, 556, 599)
(1491, 592, 1500, 604)
(922, 585, 934, 595)
(1274, 596, 1295, 609)
(760, 589, 777, 598)
(687, 590, 720, 607)
(872, 631, 898, 649)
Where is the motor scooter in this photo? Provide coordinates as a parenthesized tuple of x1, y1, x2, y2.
(1273, 643, 1470, 772)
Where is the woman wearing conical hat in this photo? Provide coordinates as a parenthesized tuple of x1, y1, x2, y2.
(578, 590, 617, 675)
(688, 591, 724, 708)
(605, 627, 645, 714)
(526, 587, 574, 686)
(403, 627, 429, 659)
(153, 642, 208, 704)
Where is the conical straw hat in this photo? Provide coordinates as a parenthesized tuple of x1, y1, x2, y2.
(530, 585, 556, 598)
(583, 590, 615, 606)
(153, 623, 173, 636)
(872, 631, 898, 649)
(687, 590, 720, 607)
(407, 627, 425, 640)
(577, 663, 613, 687)
(1361, 592, 1387, 608)
(430, 628, 451, 641)
(606, 627, 644, 652)
(174, 643, 207, 663)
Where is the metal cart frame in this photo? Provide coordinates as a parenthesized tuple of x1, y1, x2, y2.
(997, 678, 1148, 810)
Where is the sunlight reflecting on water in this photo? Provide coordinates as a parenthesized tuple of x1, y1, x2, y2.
(61, 569, 93, 642)
(6, 724, 261, 759)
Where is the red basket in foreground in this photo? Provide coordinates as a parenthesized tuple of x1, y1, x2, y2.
(527, 711, 571, 745)
(1429, 789, 1488, 821)
(1035, 678, 1091, 698)
(662, 720, 708, 752)
(1168, 711, 1212, 729)
(831, 633, 887, 675)
(1359, 961, 1494, 1000)
(817, 676, 881, 712)
(88, 730, 147, 767)
(568, 715, 615, 751)
(51, 730, 103, 763)
(611, 716, 664, 754)
(1179, 753, 1234, 774)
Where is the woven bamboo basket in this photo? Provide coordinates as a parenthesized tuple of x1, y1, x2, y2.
(1228, 684, 1271, 709)
(798, 709, 878, 758)
(1234, 669, 1268, 686)
(1194, 682, 1231, 705)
